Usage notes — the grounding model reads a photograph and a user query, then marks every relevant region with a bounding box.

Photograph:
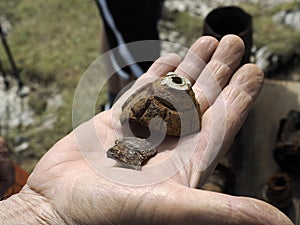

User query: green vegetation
[168,2,300,57]
[1,0,300,171]
[4,1,102,86]
[0,0,104,171]
[242,2,300,56]
[242,2,300,76]
[173,11,203,46]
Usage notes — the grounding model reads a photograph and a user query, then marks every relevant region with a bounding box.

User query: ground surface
[0,0,300,171]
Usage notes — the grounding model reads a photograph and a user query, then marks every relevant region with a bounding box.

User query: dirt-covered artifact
[107,137,156,170]
[107,73,202,170]
[120,72,201,137]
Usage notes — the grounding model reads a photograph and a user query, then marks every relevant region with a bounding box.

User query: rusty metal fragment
[263,173,293,209]
[202,163,235,193]
[107,137,156,170]
[120,72,201,137]
[274,110,300,174]
[107,73,202,170]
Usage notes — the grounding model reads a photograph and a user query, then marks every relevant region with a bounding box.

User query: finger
[174,36,219,84]
[113,53,181,108]
[151,184,293,225]
[190,64,264,186]
[194,35,245,114]
[134,53,182,87]
[207,63,264,148]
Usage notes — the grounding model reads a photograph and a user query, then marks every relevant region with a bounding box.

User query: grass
[172,11,203,46]
[1,1,300,171]
[241,2,300,75]
[161,7,203,47]
[7,1,102,87]
[169,2,300,69]
[0,0,104,171]
[244,2,300,55]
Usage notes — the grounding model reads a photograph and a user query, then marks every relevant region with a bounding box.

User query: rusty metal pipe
[274,110,300,174]
[263,173,293,209]
[203,6,252,65]
[202,163,235,193]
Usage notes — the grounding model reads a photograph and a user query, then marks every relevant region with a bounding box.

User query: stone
[47,95,63,109]
[0,77,35,129]
[14,142,29,153]
[285,10,300,31]
[255,46,273,72]
[273,10,300,31]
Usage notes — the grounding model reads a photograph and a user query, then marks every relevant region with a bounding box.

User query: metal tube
[203,6,252,65]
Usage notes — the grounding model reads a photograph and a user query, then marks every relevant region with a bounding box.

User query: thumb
[154,183,293,225]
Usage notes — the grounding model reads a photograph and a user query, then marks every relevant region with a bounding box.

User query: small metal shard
[107,137,156,170]
[107,73,202,170]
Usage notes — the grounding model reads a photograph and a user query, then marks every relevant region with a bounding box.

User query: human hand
[0,35,293,225]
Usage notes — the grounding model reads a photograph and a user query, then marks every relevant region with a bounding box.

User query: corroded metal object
[203,6,252,65]
[107,73,201,170]
[274,110,300,174]
[107,137,156,170]
[120,72,201,137]
[202,162,235,193]
[263,173,293,209]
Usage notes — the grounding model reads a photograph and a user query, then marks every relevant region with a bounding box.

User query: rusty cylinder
[203,6,252,65]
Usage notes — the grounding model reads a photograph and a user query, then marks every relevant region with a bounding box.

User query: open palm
[7,35,292,225]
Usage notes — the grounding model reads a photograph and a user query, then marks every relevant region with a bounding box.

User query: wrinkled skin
[1,35,293,225]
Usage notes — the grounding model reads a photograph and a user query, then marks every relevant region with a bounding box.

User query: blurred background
[0,0,300,222]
